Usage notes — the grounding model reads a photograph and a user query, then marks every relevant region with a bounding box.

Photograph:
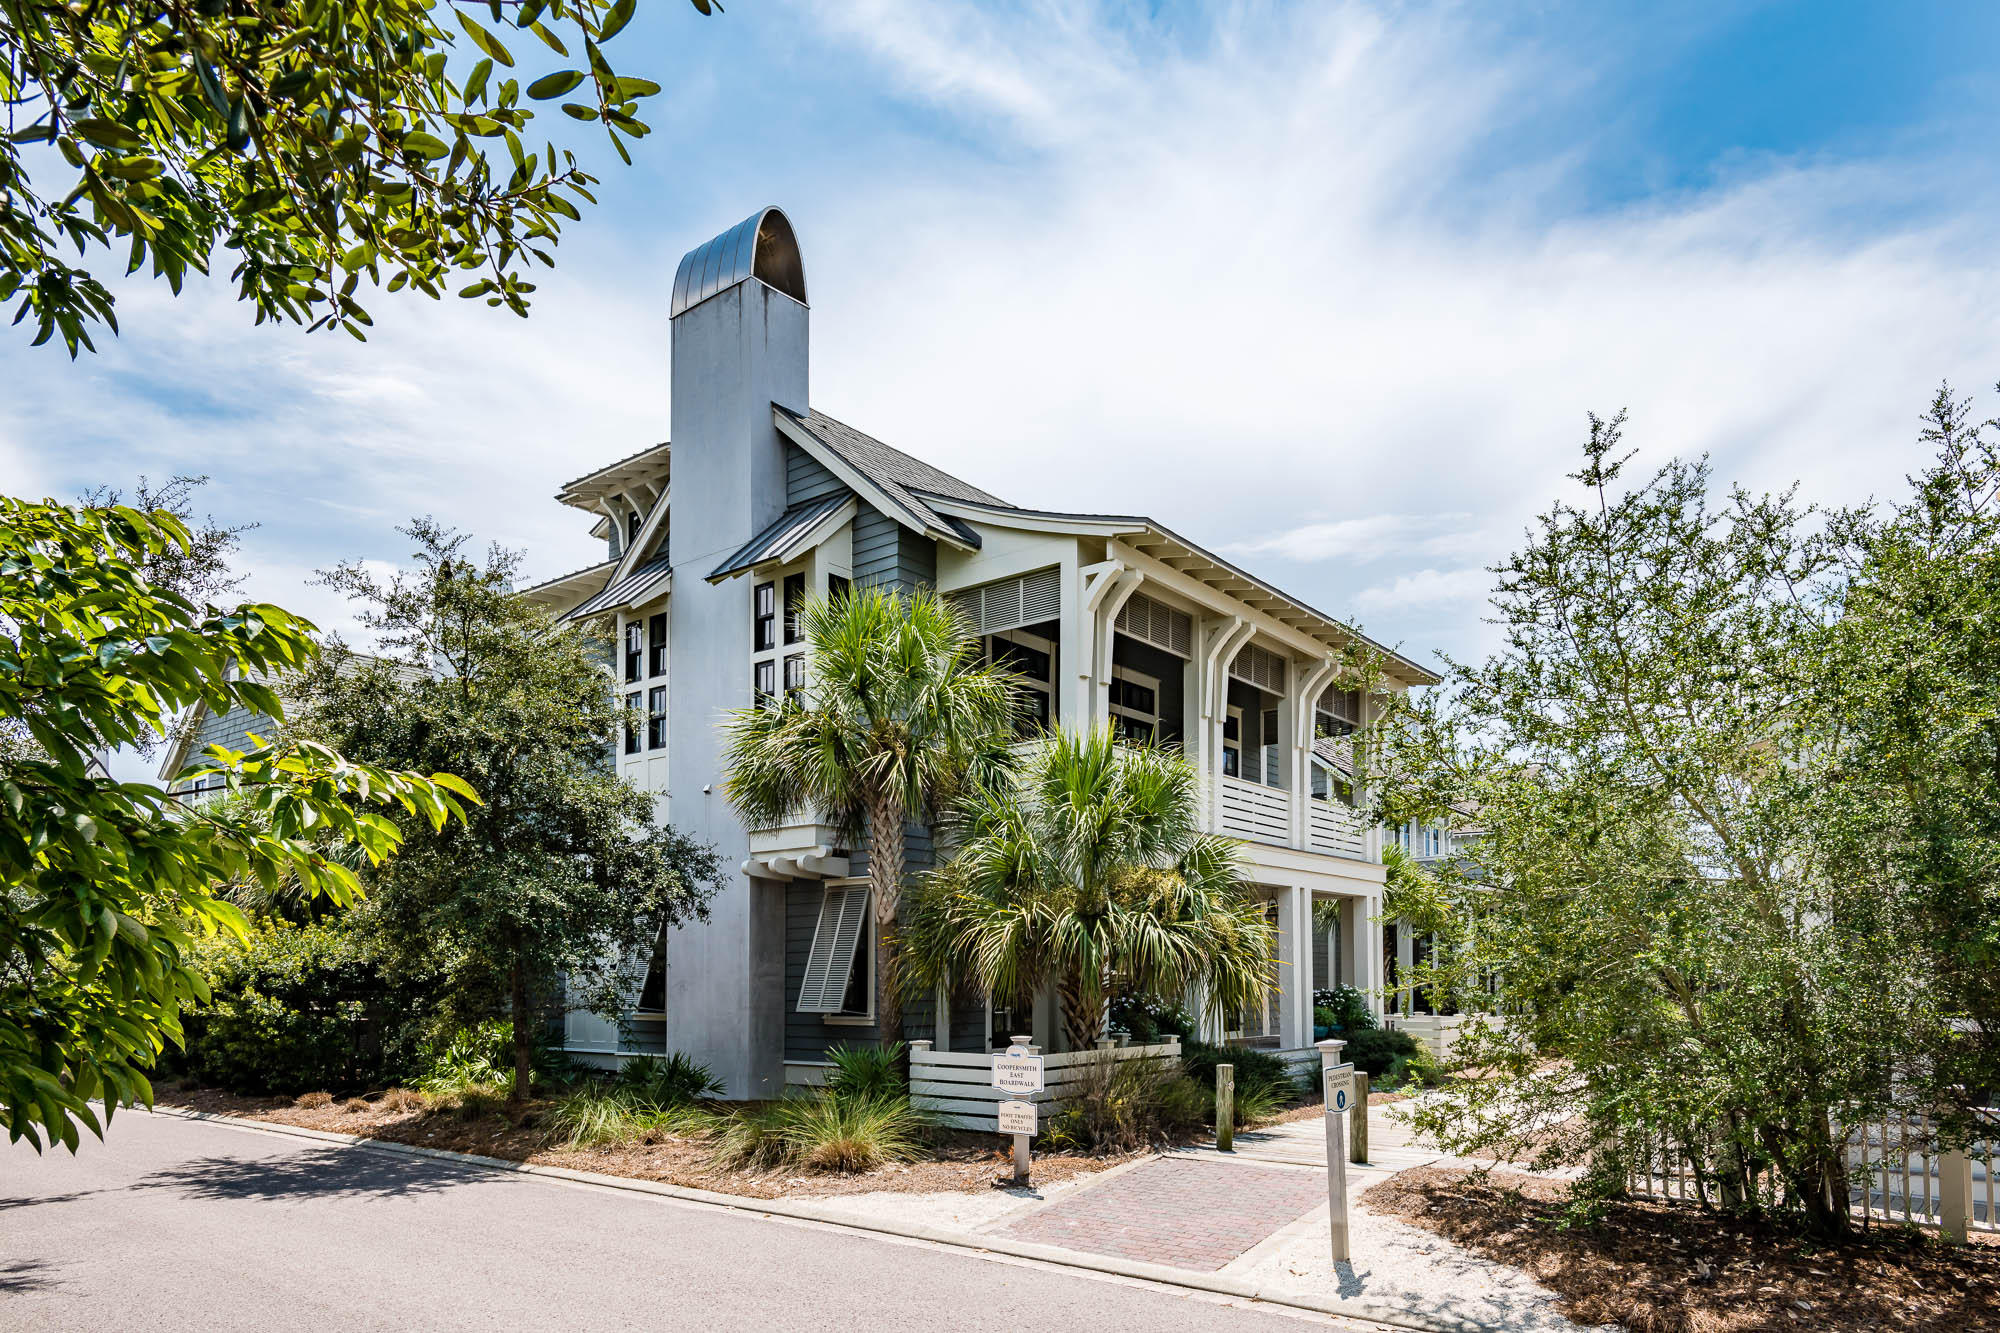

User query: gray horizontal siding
[852,503,936,594]
[786,442,847,506]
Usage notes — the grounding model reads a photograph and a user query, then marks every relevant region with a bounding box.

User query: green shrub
[1179,1039,1305,1109]
[824,1041,904,1103]
[614,1051,723,1108]
[1039,1054,1209,1152]
[1381,1042,1445,1091]
[175,917,429,1095]
[417,1020,573,1095]
[707,1090,929,1172]
[1107,994,1198,1044]
[1342,1026,1419,1079]
[1312,985,1377,1033]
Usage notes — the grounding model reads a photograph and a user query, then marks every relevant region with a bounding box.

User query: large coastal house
[526,206,1439,1098]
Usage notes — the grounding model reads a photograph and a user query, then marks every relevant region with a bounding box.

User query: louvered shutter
[1114,591,1193,659]
[1229,641,1288,693]
[796,885,870,1013]
[951,567,1063,634]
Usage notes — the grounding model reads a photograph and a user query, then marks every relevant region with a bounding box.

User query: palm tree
[721,585,1020,1048]
[900,728,1276,1053]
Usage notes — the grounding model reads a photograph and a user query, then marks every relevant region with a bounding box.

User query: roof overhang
[522,558,618,614]
[709,494,858,583]
[564,557,672,622]
[923,495,1440,687]
[556,442,671,512]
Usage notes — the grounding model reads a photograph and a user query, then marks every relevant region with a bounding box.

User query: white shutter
[1229,641,1288,693]
[1114,591,1193,660]
[953,568,1063,635]
[796,885,870,1013]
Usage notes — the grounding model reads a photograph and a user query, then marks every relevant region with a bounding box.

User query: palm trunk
[510,964,533,1102]
[1057,971,1101,1053]
[867,784,905,1052]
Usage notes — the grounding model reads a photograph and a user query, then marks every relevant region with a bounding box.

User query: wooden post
[1318,1039,1351,1265]
[1216,1064,1235,1152]
[1350,1070,1370,1164]
[1940,1144,1973,1244]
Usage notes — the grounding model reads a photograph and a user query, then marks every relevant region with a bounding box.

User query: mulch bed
[155,1083,1127,1200]
[1366,1165,2000,1332]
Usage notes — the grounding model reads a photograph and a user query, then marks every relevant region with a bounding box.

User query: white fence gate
[1627,1107,1997,1235]
[908,1038,1181,1132]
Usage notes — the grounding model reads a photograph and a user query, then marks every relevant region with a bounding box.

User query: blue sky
[10,0,2000,770]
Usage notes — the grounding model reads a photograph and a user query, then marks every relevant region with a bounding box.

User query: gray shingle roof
[777,406,1005,542]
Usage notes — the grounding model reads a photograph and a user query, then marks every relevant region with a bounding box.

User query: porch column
[1361,892,1386,1021]
[1276,883,1310,1048]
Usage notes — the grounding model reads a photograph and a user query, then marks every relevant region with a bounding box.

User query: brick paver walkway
[998,1157,1325,1271]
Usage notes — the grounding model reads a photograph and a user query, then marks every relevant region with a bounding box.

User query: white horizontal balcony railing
[1219,776,1292,848]
[1307,798,1368,858]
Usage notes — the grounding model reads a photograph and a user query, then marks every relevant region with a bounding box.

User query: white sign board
[996,1100,1038,1135]
[1324,1062,1354,1114]
[992,1045,1045,1096]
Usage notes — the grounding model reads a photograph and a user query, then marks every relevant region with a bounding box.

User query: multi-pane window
[647,686,667,749]
[1108,668,1158,745]
[754,658,776,704]
[648,613,667,677]
[985,630,1054,737]
[828,574,851,605]
[753,582,776,652]
[783,654,806,700]
[783,572,807,645]
[624,620,643,683]
[624,691,642,754]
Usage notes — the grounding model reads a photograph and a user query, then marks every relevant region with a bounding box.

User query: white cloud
[1223,512,1486,564]
[1351,566,1493,614]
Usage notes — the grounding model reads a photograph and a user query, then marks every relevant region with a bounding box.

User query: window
[1311,759,1355,807]
[783,572,807,645]
[1316,687,1362,738]
[797,884,872,1018]
[783,654,806,700]
[1223,707,1242,777]
[1261,707,1281,788]
[1109,666,1158,745]
[828,574,851,604]
[986,629,1054,737]
[754,659,776,704]
[647,686,667,749]
[648,613,667,677]
[753,582,776,652]
[624,620,643,683]
[627,510,642,546]
[1422,826,1443,858]
[624,692,641,754]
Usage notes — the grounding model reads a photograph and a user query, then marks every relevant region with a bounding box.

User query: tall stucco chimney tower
[664,208,809,1098]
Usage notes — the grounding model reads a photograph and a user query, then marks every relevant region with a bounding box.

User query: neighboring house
[155,653,416,802]
[525,206,1440,1098]
[1381,804,1488,1058]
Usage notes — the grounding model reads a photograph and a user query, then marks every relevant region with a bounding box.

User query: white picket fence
[1627,1107,1997,1235]
[908,1037,1181,1132]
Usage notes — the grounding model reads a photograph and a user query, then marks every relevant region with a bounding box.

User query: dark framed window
[753,582,776,652]
[627,510,642,545]
[624,692,641,754]
[648,613,667,677]
[754,658,776,704]
[782,572,807,645]
[647,686,667,749]
[828,574,851,605]
[783,654,806,700]
[624,620,643,683]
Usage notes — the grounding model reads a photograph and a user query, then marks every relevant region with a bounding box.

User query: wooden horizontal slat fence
[909,1038,1182,1132]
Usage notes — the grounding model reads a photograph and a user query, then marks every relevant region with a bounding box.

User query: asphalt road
[1,1110,1336,1332]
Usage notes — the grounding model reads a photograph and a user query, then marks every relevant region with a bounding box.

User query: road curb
[143,1105,1481,1333]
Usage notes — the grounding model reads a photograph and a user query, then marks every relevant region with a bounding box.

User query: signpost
[1317,1039,1353,1265]
[994,1037,1044,1185]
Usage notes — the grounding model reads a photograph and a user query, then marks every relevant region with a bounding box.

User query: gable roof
[775,407,1000,550]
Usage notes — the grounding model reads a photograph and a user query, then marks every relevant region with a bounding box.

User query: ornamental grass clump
[707,1089,931,1173]
[1040,1054,1209,1153]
